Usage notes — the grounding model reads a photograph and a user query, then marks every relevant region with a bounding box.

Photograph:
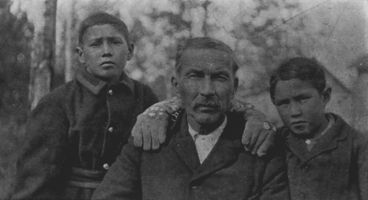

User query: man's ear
[76,46,85,64]
[322,87,331,104]
[127,44,135,61]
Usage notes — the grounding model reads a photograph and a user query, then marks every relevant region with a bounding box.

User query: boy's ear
[322,87,331,104]
[127,44,135,61]
[76,46,85,64]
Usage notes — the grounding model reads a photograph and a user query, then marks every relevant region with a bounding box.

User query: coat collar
[286,113,348,164]
[76,67,134,95]
[170,111,244,180]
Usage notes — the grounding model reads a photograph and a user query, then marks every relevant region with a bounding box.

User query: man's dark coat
[92,112,289,200]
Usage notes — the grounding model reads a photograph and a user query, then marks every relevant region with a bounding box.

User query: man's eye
[89,41,100,47]
[112,39,123,44]
[213,74,229,81]
[186,72,202,78]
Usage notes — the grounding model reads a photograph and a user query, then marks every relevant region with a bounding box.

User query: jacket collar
[76,67,134,95]
[286,113,348,164]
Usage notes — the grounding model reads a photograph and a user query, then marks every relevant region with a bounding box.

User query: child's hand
[231,99,277,156]
[131,97,181,150]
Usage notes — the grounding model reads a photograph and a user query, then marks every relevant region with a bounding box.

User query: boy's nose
[102,42,113,56]
[290,102,302,117]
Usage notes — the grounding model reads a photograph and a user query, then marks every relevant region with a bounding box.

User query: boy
[270,57,368,200]
[10,12,158,200]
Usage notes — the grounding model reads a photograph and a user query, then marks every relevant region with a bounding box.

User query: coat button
[103,163,110,170]
[108,89,113,95]
[108,127,114,133]
[191,185,199,190]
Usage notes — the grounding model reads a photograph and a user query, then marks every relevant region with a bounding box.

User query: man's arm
[92,139,141,200]
[10,94,69,199]
[131,97,276,156]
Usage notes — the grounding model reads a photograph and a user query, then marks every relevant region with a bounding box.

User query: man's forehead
[180,48,233,66]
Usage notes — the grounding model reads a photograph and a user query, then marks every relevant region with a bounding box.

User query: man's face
[173,48,238,130]
[273,79,329,137]
[77,24,132,82]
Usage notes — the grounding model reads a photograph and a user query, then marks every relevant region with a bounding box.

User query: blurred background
[0,0,368,194]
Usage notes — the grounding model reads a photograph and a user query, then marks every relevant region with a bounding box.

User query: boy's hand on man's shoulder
[231,99,277,157]
[131,97,181,150]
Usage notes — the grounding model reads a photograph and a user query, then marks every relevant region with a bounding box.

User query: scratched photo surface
[0,0,366,196]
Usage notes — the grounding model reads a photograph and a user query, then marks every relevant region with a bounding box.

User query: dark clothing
[92,112,289,200]
[11,70,158,200]
[281,114,368,200]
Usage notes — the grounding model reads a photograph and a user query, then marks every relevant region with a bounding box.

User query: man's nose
[102,42,112,57]
[290,102,302,117]
[199,78,215,97]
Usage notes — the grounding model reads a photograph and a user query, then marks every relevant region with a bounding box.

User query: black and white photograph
[0,0,367,199]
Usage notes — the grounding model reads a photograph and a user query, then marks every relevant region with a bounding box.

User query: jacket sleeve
[92,138,141,200]
[10,94,69,200]
[259,150,290,200]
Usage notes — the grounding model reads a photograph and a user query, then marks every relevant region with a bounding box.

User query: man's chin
[194,113,223,125]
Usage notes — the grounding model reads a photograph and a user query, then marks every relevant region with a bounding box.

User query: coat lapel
[171,113,200,172]
[191,115,244,181]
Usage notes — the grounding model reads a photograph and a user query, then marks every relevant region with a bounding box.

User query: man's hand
[231,100,277,156]
[131,97,181,150]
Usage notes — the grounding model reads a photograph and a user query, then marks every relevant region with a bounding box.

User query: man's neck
[188,114,226,135]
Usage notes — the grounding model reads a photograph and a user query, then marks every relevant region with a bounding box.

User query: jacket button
[191,185,199,190]
[108,127,114,133]
[103,163,110,170]
[108,89,113,95]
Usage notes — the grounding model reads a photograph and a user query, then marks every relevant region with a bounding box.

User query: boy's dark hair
[175,37,239,74]
[270,57,326,101]
[78,12,130,45]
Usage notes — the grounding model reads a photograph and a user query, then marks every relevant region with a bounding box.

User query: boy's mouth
[100,61,116,67]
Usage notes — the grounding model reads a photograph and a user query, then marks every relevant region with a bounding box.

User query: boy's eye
[275,100,289,107]
[296,96,311,104]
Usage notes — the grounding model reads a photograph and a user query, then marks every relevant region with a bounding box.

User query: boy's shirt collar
[76,67,134,95]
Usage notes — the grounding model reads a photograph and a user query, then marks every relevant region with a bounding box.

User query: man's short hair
[78,12,130,45]
[269,57,326,101]
[175,37,239,74]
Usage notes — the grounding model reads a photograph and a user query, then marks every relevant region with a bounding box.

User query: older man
[92,37,289,200]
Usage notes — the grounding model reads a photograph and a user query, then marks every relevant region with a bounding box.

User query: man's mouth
[290,121,308,127]
[195,104,219,112]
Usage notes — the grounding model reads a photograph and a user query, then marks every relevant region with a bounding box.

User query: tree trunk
[29,0,57,110]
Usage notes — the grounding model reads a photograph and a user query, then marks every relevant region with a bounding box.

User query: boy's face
[77,24,132,82]
[273,79,330,137]
[172,48,238,130]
